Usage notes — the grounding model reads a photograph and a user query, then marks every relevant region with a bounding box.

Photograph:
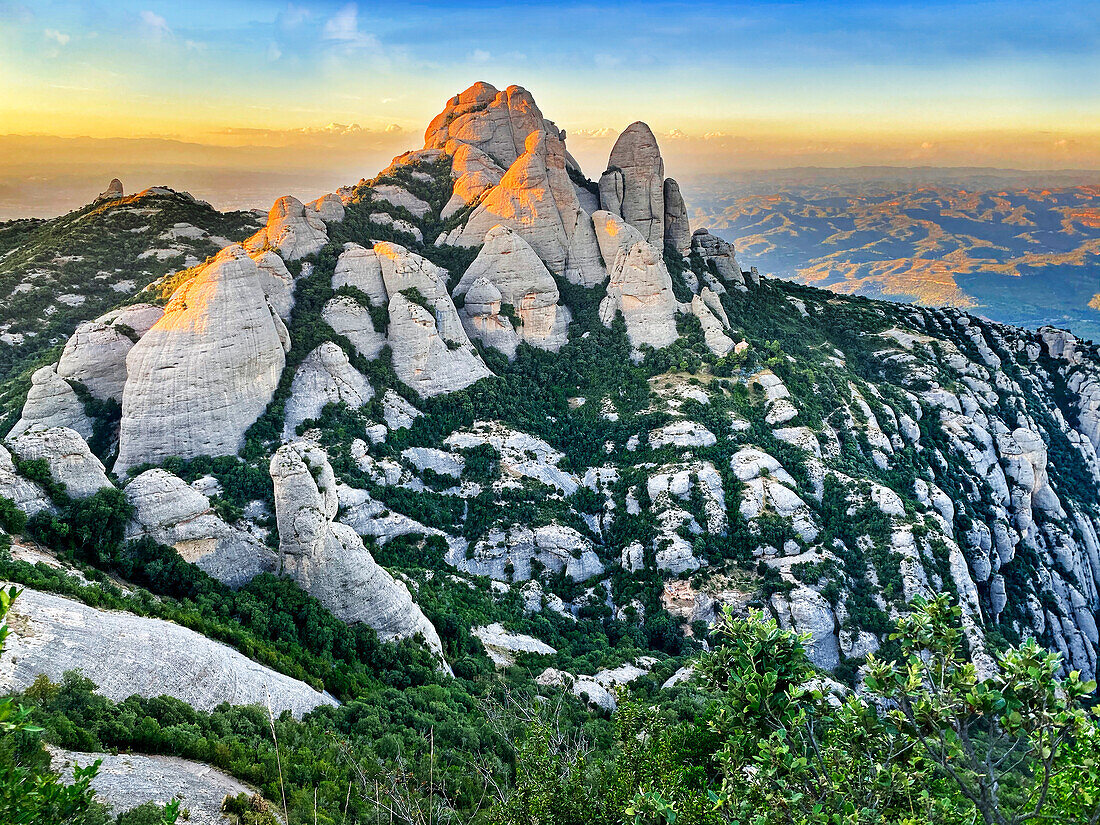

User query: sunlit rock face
[441,140,505,219]
[116,245,287,474]
[453,224,570,357]
[444,130,605,287]
[600,122,666,246]
[245,195,328,261]
[270,441,447,663]
[425,82,547,170]
[592,211,679,349]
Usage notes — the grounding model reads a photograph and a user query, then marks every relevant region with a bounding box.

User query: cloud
[385,123,403,133]
[279,3,311,29]
[470,49,491,63]
[323,2,378,47]
[184,40,205,52]
[573,127,618,138]
[139,10,171,40]
[44,29,70,46]
[267,42,282,61]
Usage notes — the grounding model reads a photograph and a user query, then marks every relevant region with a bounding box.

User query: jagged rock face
[116,245,287,474]
[125,469,276,587]
[5,426,111,499]
[453,225,570,356]
[7,364,93,441]
[246,195,328,261]
[663,178,691,254]
[445,130,605,288]
[592,211,679,349]
[425,82,547,170]
[56,304,164,401]
[602,122,665,246]
[333,242,388,305]
[322,295,386,360]
[0,443,51,516]
[772,587,840,670]
[270,442,447,661]
[691,228,744,289]
[283,343,374,440]
[446,523,604,582]
[0,588,336,718]
[50,748,259,825]
[442,140,505,219]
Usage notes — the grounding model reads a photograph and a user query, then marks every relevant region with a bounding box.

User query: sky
[1,0,1098,217]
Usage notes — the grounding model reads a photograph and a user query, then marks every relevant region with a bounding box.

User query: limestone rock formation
[444,130,606,287]
[270,442,446,661]
[97,178,123,200]
[55,304,164,402]
[5,426,111,499]
[0,444,51,517]
[441,140,505,219]
[446,524,604,582]
[690,295,735,356]
[425,82,547,170]
[0,588,336,717]
[691,229,745,289]
[601,122,665,245]
[322,295,386,360]
[371,185,431,218]
[453,224,570,356]
[592,211,679,349]
[663,178,691,254]
[283,343,373,440]
[250,250,295,320]
[7,364,94,441]
[125,468,277,587]
[473,623,556,667]
[50,748,260,825]
[332,242,388,305]
[246,195,328,261]
[307,192,346,223]
[116,245,287,474]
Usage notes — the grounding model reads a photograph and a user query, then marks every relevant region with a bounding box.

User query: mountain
[1,83,1099,822]
[685,168,1100,339]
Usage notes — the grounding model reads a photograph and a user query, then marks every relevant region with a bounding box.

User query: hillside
[1,83,1099,824]
[686,170,1100,338]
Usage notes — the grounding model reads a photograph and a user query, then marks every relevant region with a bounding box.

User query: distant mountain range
[684,167,1100,340]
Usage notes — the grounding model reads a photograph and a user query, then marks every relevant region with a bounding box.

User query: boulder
[307,192,346,222]
[55,304,164,401]
[7,364,94,441]
[116,245,287,474]
[473,623,556,667]
[270,442,447,662]
[691,229,744,288]
[0,444,51,516]
[663,178,691,254]
[5,426,110,499]
[282,343,373,440]
[772,586,839,671]
[602,122,665,245]
[0,588,335,718]
[125,469,276,587]
[592,211,679,349]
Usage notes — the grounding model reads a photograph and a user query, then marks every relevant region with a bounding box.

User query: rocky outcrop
[600,122,665,246]
[663,178,690,254]
[473,623,556,667]
[371,185,431,218]
[246,195,328,261]
[442,140,505,219]
[453,224,570,356]
[593,211,679,349]
[691,229,745,289]
[690,295,735,356]
[117,245,287,474]
[270,442,446,661]
[5,426,111,499]
[7,365,93,441]
[446,524,603,582]
[125,468,277,587]
[0,588,336,717]
[0,444,51,516]
[283,343,373,440]
[425,82,547,170]
[332,242,388,305]
[250,250,295,321]
[308,192,346,223]
[50,748,261,825]
[55,304,164,401]
[322,295,386,360]
[444,130,605,288]
[97,179,123,200]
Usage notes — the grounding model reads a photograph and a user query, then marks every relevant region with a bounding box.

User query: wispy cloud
[470,49,490,63]
[323,3,378,48]
[44,29,70,46]
[139,10,170,40]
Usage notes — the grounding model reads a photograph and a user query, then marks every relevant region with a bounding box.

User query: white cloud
[44,29,70,46]
[267,42,282,61]
[139,10,171,40]
[184,40,206,51]
[470,49,490,63]
[323,2,378,47]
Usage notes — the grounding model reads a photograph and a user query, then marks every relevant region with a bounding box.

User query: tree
[864,594,1100,825]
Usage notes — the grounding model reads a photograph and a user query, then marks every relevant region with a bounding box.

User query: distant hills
[684,167,1100,340]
